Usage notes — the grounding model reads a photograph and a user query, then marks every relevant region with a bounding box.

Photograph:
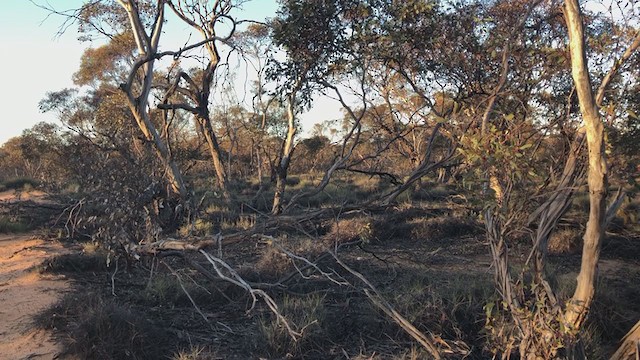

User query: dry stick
[329,253,447,360]
[197,250,302,341]
[610,319,640,360]
[164,262,211,325]
[111,256,119,297]
[259,235,350,286]
[604,187,626,227]
[277,250,337,286]
[146,255,157,289]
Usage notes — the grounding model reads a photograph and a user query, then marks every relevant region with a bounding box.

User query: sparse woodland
[1,0,640,358]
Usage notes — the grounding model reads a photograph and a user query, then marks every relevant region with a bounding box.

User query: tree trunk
[117,0,188,200]
[271,95,297,215]
[563,0,608,332]
[198,116,229,199]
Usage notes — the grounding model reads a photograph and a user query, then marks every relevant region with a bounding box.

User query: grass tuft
[2,177,40,190]
[259,293,326,357]
[35,291,173,359]
[0,216,30,233]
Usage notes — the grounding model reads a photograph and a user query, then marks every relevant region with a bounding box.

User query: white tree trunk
[563,0,608,332]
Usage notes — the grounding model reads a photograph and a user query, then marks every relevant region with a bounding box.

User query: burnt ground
[24,200,640,359]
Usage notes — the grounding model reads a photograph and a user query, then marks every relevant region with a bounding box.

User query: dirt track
[0,234,68,360]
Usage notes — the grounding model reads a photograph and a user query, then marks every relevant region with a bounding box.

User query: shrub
[259,294,326,357]
[255,246,294,280]
[39,252,108,273]
[0,216,30,233]
[285,176,301,186]
[409,216,480,241]
[325,216,373,244]
[2,177,40,190]
[36,292,173,359]
[548,228,581,255]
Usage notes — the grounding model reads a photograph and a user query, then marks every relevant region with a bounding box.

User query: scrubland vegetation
[1,0,640,358]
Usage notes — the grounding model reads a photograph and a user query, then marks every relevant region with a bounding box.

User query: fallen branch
[330,251,468,359]
[610,319,640,360]
[198,249,303,341]
[164,261,210,324]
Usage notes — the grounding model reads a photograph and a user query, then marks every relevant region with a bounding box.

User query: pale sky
[0,1,87,145]
[0,1,343,146]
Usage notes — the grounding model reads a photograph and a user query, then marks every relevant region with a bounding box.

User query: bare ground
[0,234,69,360]
[0,189,70,360]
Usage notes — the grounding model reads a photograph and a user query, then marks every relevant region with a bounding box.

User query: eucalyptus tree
[156,0,252,199]
[469,0,640,357]
[109,0,190,199]
[268,0,356,214]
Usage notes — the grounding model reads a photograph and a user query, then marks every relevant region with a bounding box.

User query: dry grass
[324,216,373,244]
[258,293,326,357]
[35,291,173,359]
[548,228,582,255]
[254,246,295,280]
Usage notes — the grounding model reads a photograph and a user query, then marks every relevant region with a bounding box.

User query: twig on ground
[111,255,118,297]
[164,261,210,325]
[329,251,448,359]
[198,249,303,341]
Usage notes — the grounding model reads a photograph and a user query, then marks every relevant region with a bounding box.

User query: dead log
[611,320,640,360]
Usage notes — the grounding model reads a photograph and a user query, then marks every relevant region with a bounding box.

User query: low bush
[258,293,326,357]
[2,177,40,190]
[39,252,108,273]
[409,215,480,241]
[0,216,30,233]
[548,228,582,255]
[35,291,173,359]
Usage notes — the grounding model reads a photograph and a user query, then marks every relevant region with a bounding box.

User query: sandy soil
[0,234,69,360]
[0,190,48,203]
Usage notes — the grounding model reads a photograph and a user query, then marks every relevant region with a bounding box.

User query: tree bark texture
[563,0,608,332]
[271,95,297,215]
[117,0,188,199]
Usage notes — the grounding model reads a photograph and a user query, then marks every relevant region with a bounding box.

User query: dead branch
[198,249,303,341]
[260,235,352,286]
[329,251,465,359]
[133,237,218,253]
[164,261,210,324]
[610,319,640,360]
